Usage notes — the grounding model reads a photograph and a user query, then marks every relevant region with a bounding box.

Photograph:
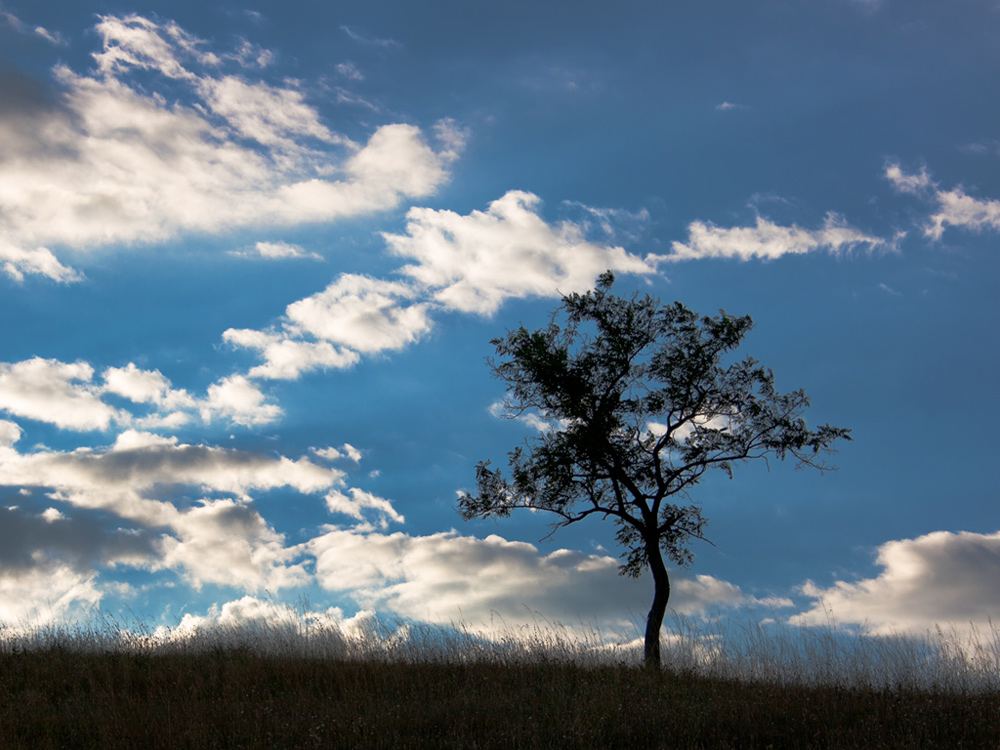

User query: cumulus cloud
[226,193,660,380]
[223,274,430,379]
[667,213,886,262]
[0,358,126,431]
[386,191,659,315]
[0,358,281,431]
[0,431,391,596]
[308,527,780,634]
[0,420,21,448]
[0,565,101,627]
[791,530,1000,636]
[886,162,1000,240]
[0,422,414,620]
[0,14,460,281]
[285,275,432,352]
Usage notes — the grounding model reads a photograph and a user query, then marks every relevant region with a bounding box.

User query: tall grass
[6,604,998,692]
[1,606,998,748]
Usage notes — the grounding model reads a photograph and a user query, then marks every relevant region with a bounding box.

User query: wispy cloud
[340,25,402,49]
[230,241,323,261]
[666,213,886,262]
[0,4,66,45]
[886,162,1000,240]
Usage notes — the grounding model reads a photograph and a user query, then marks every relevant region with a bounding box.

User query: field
[1,610,998,749]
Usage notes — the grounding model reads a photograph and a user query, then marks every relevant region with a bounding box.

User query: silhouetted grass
[1,611,998,748]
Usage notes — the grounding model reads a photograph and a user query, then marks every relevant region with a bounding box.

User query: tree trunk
[643,538,671,669]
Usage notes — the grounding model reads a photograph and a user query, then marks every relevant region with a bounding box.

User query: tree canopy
[458,272,851,667]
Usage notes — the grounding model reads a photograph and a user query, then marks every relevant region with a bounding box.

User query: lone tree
[458,272,850,668]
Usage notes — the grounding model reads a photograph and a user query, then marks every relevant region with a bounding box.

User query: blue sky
[1,0,998,642]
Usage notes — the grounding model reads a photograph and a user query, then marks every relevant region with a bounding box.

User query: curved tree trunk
[643,538,671,669]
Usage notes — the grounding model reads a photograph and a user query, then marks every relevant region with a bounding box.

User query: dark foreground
[1,648,997,749]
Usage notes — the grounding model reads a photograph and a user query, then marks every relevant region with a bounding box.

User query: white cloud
[339,25,402,49]
[715,101,747,111]
[196,75,347,152]
[227,193,660,380]
[201,375,283,426]
[0,5,65,45]
[223,330,361,380]
[386,191,659,315]
[312,444,362,462]
[0,14,460,281]
[884,162,933,196]
[154,595,379,652]
[0,565,102,626]
[325,488,405,528]
[225,275,430,379]
[0,358,126,431]
[886,162,1000,240]
[160,498,310,591]
[0,433,358,593]
[0,420,21,448]
[285,275,432,353]
[667,213,886,262]
[309,527,775,635]
[791,530,1000,636]
[0,357,282,431]
[232,241,322,261]
[335,61,364,81]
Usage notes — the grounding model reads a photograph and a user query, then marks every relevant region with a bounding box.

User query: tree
[458,272,850,668]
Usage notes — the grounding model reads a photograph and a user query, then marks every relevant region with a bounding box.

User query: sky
[0,0,999,645]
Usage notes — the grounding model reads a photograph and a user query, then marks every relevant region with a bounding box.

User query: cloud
[0,420,20,448]
[0,564,101,627]
[312,444,363,462]
[222,330,361,380]
[285,275,432,353]
[325,488,405,529]
[667,213,886,262]
[224,274,429,379]
[387,191,660,315]
[791,530,1000,636]
[200,375,282,427]
[0,358,126,431]
[308,527,782,635]
[336,61,364,81]
[0,4,66,45]
[0,14,460,281]
[339,25,402,49]
[0,432,377,594]
[226,193,660,379]
[886,163,1000,240]
[0,358,281,431]
[154,595,384,653]
[231,241,323,261]
[715,101,747,111]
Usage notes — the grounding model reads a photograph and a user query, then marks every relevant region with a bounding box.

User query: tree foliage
[458,272,851,667]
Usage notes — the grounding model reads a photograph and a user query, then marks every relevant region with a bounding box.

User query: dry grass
[1,608,998,748]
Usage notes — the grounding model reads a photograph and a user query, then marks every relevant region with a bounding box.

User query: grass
[1,608,998,749]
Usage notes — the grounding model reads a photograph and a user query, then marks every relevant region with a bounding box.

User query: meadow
[1,607,998,749]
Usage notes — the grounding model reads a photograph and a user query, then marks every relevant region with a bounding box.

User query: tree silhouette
[458,272,850,668]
